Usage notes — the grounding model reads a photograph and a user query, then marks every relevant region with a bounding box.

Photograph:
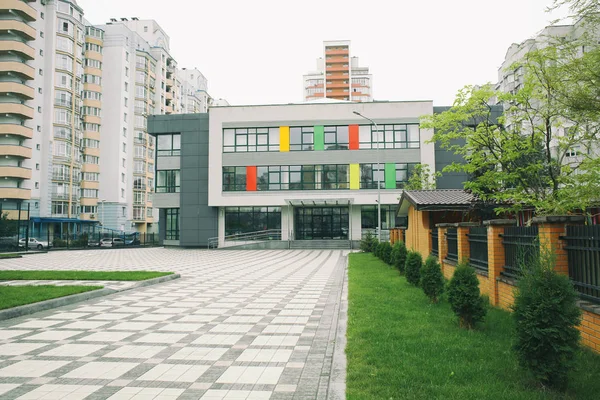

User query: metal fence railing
[208,229,282,249]
[563,225,600,303]
[468,226,488,274]
[445,228,458,263]
[431,229,439,257]
[501,226,539,279]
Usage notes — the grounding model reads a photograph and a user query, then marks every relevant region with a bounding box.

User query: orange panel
[349,125,359,150]
[246,166,257,191]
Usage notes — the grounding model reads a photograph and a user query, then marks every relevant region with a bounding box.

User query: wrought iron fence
[431,229,439,257]
[563,225,600,303]
[468,226,488,274]
[501,226,539,279]
[445,228,458,263]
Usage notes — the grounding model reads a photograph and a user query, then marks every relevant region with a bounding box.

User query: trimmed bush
[404,251,423,286]
[393,241,408,273]
[513,264,581,390]
[380,242,393,265]
[374,242,384,259]
[447,263,486,329]
[390,242,400,266]
[360,231,378,253]
[421,256,445,303]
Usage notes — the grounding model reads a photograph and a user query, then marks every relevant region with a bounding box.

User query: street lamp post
[353,111,382,243]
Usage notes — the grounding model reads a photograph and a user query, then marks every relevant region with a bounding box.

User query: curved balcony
[0,82,34,99]
[0,40,35,60]
[0,19,36,40]
[0,144,32,159]
[0,187,30,200]
[0,61,34,80]
[165,91,173,100]
[0,103,33,119]
[83,82,102,93]
[80,197,98,206]
[0,166,31,180]
[84,51,102,62]
[83,115,101,125]
[85,36,103,46]
[165,78,173,88]
[0,124,33,139]
[1,0,36,21]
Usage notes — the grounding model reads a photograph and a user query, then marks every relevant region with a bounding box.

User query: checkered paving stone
[0,248,348,399]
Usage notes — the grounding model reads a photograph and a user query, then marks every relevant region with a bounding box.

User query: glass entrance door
[295,207,349,240]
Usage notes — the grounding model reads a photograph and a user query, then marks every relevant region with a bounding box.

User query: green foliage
[447,263,487,329]
[374,242,385,260]
[404,251,423,286]
[392,240,408,273]
[421,256,445,303]
[53,239,67,248]
[405,164,442,190]
[71,233,88,248]
[0,213,18,238]
[379,242,393,265]
[360,231,378,253]
[512,255,582,390]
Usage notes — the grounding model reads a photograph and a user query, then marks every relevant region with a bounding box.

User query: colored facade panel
[314,125,324,151]
[385,163,396,189]
[350,164,360,189]
[349,125,359,150]
[246,166,257,191]
[279,126,290,152]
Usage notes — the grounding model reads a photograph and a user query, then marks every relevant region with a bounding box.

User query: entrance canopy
[285,198,354,207]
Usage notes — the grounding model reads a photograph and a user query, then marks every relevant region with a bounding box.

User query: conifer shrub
[380,242,393,265]
[390,241,401,265]
[404,251,423,286]
[374,242,385,260]
[394,241,408,273]
[360,231,378,253]
[512,257,581,390]
[447,262,486,329]
[421,256,445,303]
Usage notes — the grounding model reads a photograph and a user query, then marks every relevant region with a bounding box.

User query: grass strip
[0,254,22,259]
[0,285,102,310]
[346,253,600,400]
[0,270,173,281]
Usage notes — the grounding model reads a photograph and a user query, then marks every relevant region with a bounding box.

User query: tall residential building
[177,68,211,113]
[0,0,103,235]
[303,40,373,102]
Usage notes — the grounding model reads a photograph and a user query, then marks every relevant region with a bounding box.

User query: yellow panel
[280,126,290,152]
[350,164,360,189]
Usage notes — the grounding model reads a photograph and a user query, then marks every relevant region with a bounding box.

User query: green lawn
[346,253,600,400]
[0,285,102,310]
[0,253,22,259]
[0,270,173,281]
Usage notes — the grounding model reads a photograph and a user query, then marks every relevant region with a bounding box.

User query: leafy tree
[447,263,487,329]
[0,213,18,237]
[421,256,445,303]
[512,254,581,390]
[404,251,423,286]
[404,164,441,190]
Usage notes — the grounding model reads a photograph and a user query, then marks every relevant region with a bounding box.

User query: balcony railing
[54,98,73,107]
[133,184,147,191]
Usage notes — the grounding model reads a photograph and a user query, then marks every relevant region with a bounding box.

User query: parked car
[112,238,125,246]
[18,238,52,250]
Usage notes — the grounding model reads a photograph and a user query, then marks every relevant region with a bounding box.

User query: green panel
[385,163,396,189]
[314,125,324,151]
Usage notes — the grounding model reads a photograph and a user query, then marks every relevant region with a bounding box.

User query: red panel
[246,166,257,191]
[349,125,359,150]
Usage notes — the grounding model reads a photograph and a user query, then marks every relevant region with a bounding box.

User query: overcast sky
[77,0,569,106]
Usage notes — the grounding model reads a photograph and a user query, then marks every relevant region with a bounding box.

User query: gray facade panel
[148,113,216,247]
[222,149,421,167]
[156,156,180,171]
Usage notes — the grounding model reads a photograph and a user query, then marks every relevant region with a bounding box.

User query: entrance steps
[289,240,352,250]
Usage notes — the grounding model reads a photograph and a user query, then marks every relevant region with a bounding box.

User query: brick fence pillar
[532,215,586,276]
[484,219,516,306]
[456,222,479,264]
[398,228,405,243]
[435,225,450,276]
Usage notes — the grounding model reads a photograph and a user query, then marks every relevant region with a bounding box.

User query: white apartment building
[0,0,104,236]
[303,40,373,102]
[178,67,211,113]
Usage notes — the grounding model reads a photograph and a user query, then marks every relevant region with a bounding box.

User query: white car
[100,238,125,247]
[18,238,51,250]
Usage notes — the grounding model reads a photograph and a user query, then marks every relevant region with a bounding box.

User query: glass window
[222,167,246,191]
[360,163,385,189]
[156,170,180,193]
[324,126,349,150]
[157,134,181,156]
[224,207,281,236]
[223,127,279,152]
[289,127,314,151]
[165,208,180,240]
[359,124,420,149]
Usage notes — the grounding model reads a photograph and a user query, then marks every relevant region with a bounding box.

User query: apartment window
[84,123,100,132]
[40,49,43,56]
[36,144,40,150]
[125,67,129,77]
[39,69,43,76]
[54,109,72,125]
[83,155,99,164]
[37,126,41,132]
[223,128,279,153]
[41,12,44,19]
[124,113,127,122]
[125,52,129,61]
[289,127,314,151]
[359,163,385,189]
[122,143,126,152]
[324,126,349,150]
[84,139,99,148]
[224,207,281,236]
[123,128,127,137]
[122,207,126,217]
[121,173,125,183]
[124,97,128,107]
[35,182,39,189]
[222,167,246,191]
[122,158,126,167]
[134,161,146,173]
[83,74,101,85]
[165,208,179,240]
[55,54,73,72]
[124,82,128,92]
[83,172,99,181]
[359,124,420,149]
[38,106,42,113]
[121,189,125,198]
[38,87,42,94]
[157,134,181,156]
[156,170,180,193]
[144,26,148,32]
[81,189,98,198]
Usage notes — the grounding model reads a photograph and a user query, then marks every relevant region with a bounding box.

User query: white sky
[77,0,570,106]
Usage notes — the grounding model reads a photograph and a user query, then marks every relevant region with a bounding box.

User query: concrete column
[484,219,516,306]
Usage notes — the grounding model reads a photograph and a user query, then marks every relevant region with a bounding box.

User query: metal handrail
[207,229,282,249]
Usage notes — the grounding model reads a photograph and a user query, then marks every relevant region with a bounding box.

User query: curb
[328,255,348,400]
[0,273,181,321]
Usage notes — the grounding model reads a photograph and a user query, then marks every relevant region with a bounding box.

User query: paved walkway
[0,249,348,399]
